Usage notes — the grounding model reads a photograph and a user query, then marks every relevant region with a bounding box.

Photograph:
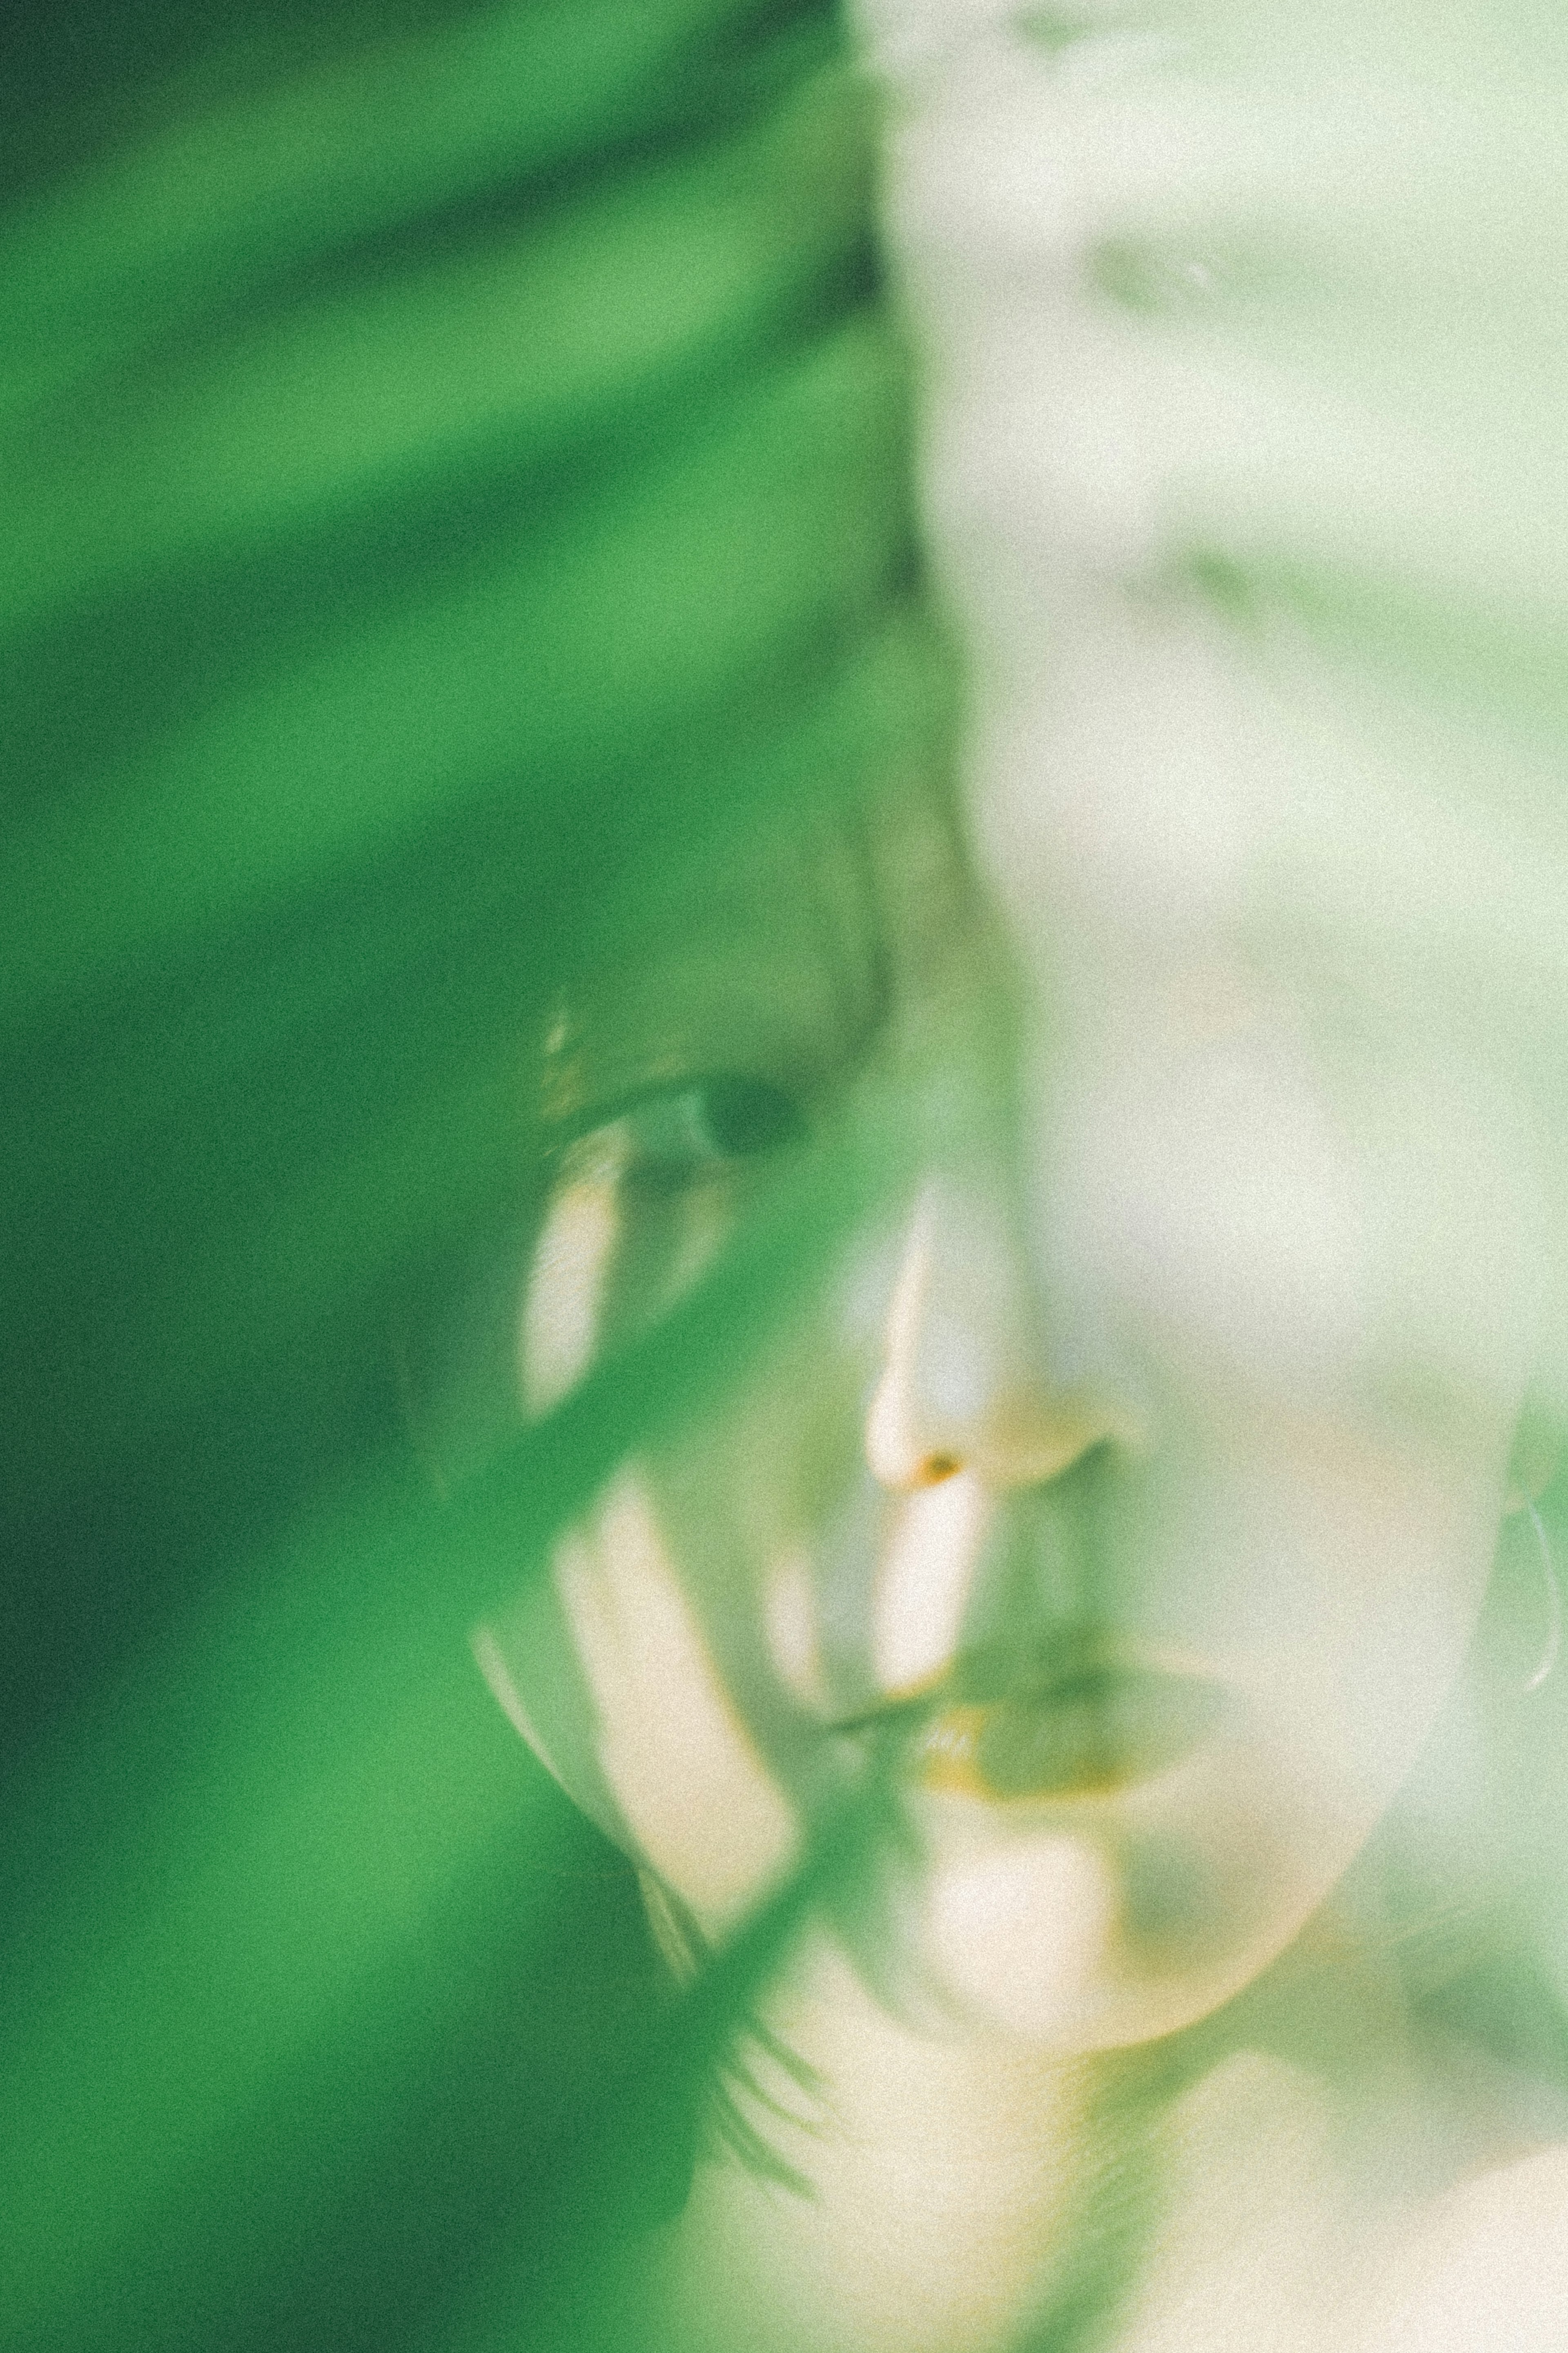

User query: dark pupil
[699,1078,801,1157]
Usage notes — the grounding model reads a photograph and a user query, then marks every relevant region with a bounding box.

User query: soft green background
[1,6,944,2346]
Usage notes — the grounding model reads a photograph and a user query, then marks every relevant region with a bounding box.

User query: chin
[891,1737,1379,2054]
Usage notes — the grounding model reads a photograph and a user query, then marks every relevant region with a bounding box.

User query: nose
[866,1181,1113,1494]
[862,1180,1116,1697]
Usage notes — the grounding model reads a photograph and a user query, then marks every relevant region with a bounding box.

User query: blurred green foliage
[0,4,950,2346]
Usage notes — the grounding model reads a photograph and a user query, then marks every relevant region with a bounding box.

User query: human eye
[519,1073,806,1417]
[599,1075,805,1188]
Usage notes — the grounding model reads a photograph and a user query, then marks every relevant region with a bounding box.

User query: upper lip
[827,1625,1203,1738]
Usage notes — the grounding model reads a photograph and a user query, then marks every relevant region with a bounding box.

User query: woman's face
[477,708,1548,2056]
[480,0,1567,2057]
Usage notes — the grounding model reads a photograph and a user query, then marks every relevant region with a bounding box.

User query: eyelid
[548,1071,806,1178]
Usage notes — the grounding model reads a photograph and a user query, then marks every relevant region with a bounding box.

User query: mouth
[834,1639,1227,1802]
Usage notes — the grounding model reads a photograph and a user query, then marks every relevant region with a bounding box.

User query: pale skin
[477,763,1566,2351]
[475,3,1568,2342]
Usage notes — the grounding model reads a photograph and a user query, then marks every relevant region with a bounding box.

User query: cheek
[1048,1042,1373,1412]
[522,1468,804,1937]
[1254,1459,1494,1800]
[653,1293,881,1683]
[488,1307,879,1935]
[1140,1406,1506,1845]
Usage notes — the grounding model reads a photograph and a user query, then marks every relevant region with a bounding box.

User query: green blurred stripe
[142,614,949,1409]
[6,602,950,1523]
[1174,545,1568,750]
[0,6,947,2342]
[0,1067,911,2347]
[2,67,874,633]
[2,308,913,1030]
[0,0,837,421]
[0,1473,570,2344]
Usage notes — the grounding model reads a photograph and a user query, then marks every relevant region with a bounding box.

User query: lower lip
[906,1670,1226,1801]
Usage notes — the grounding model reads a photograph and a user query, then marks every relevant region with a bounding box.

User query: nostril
[916,1452,961,1486]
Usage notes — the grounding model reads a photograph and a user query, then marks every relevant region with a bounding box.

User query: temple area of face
[532,776,991,1134]
[534,814,879,1135]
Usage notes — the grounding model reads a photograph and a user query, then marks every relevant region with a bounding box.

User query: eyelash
[556,1074,806,1193]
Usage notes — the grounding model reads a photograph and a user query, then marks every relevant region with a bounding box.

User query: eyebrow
[532,801,893,1135]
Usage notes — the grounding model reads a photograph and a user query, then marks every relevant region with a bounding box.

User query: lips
[906,1666,1225,1799]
